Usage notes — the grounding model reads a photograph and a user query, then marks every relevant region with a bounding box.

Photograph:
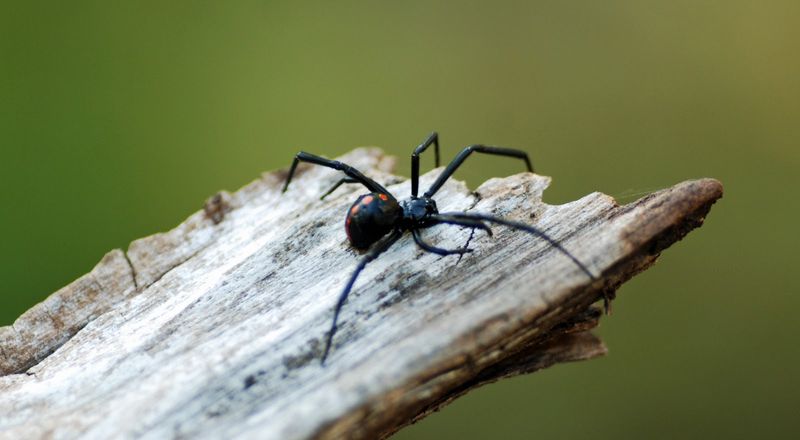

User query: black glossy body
[345,193,402,249]
[281,132,595,364]
[400,197,438,227]
[346,192,439,249]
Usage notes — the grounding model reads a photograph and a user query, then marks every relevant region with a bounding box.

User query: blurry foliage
[1,1,798,438]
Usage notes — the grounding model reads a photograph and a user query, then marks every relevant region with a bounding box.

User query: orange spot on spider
[350,205,360,215]
[362,195,374,205]
[378,194,389,201]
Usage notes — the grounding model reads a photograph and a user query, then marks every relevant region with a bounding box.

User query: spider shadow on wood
[282,132,596,364]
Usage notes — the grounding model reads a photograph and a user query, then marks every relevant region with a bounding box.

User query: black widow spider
[282,132,596,364]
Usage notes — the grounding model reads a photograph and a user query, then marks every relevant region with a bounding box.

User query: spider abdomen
[345,193,402,249]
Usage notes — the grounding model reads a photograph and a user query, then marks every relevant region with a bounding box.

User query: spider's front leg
[411,229,472,256]
[424,145,534,198]
[410,213,495,256]
[411,132,440,197]
[282,151,391,197]
[430,214,494,237]
[438,211,596,281]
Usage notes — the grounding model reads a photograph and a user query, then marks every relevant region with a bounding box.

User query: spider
[282,132,596,364]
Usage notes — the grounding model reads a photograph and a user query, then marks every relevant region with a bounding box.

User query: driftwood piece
[0,148,722,439]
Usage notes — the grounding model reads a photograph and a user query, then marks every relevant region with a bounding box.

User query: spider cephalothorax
[400,196,438,226]
[282,132,596,363]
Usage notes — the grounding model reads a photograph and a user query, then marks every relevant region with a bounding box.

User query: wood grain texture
[0,148,722,439]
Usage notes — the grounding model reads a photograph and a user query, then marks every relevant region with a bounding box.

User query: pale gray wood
[0,148,722,440]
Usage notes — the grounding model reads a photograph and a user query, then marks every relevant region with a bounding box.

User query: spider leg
[411,228,472,256]
[423,145,533,198]
[411,132,440,197]
[319,177,359,200]
[437,212,596,281]
[429,213,494,237]
[282,151,392,197]
[321,229,403,365]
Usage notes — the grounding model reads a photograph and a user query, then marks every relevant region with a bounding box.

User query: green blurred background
[1,1,797,438]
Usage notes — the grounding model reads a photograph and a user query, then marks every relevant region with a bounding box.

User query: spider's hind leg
[282,151,392,197]
[321,229,403,365]
[320,177,359,200]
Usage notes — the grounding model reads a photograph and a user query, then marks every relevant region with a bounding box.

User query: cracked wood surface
[0,148,722,439]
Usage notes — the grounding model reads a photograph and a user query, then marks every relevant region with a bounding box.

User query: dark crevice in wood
[122,250,140,291]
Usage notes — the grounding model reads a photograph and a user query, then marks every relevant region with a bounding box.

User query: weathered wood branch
[0,148,722,439]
